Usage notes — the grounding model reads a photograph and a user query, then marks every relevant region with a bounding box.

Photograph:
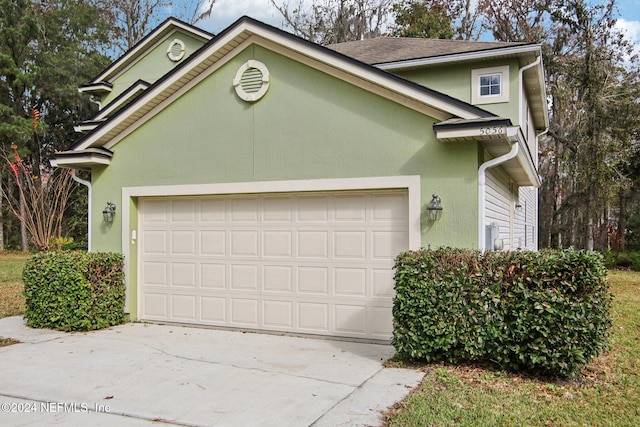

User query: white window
[472,66,510,104]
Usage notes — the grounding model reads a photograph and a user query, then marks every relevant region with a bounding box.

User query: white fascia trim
[50,155,111,168]
[78,83,112,94]
[248,26,482,120]
[74,123,101,133]
[376,45,543,71]
[94,82,150,121]
[93,20,212,83]
[121,175,422,298]
[77,23,488,151]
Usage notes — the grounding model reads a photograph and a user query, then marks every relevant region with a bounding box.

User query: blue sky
[198,0,640,47]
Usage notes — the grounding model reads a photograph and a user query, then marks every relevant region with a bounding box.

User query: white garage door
[138,190,408,341]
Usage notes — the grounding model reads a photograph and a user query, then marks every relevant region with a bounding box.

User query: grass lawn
[1,252,638,423]
[0,251,29,320]
[384,269,640,426]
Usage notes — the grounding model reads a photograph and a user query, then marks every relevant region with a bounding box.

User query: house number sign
[479,126,506,136]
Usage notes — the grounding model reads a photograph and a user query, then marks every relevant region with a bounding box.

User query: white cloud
[200,0,286,34]
[616,18,640,42]
[615,18,640,60]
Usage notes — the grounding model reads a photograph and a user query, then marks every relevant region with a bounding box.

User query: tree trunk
[19,189,28,252]
[619,189,626,252]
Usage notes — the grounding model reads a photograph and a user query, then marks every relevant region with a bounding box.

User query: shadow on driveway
[0,317,423,427]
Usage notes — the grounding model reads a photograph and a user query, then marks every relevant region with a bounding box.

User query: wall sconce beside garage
[103,201,116,223]
[426,194,443,221]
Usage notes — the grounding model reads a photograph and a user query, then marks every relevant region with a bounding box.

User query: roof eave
[375,44,542,71]
[51,149,113,170]
[435,123,540,187]
[70,17,498,152]
[78,82,113,95]
[89,17,214,84]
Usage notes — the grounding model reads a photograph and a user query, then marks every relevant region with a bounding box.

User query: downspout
[89,95,102,111]
[71,170,92,251]
[478,138,519,250]
[477,56,542,250]
[518,56,541,128]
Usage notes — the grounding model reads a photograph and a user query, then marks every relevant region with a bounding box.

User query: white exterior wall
[517,186,538,250]
[485,167,512,251]
[485,166,538,251]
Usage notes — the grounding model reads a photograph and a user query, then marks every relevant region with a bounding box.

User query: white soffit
[75,20,488,152]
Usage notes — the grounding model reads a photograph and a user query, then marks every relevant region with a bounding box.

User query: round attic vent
[233,60,270,102]
[167,38,185,61]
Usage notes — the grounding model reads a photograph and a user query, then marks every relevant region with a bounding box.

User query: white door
[138,190,408,341]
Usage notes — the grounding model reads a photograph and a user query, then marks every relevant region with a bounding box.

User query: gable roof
[64,16,498,155]
[328,37,548,131]
[327,37,531,66]
[81,17,213,91]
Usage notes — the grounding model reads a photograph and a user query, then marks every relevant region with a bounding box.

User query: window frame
[471,65,510,105]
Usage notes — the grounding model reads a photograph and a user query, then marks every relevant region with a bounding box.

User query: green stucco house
[52,17,548,341]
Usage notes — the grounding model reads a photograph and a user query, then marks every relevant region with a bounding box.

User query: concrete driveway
[0,316,423,426]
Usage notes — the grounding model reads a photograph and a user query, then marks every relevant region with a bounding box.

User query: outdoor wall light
[515,202,523,213]
[426,194,443,221]
[103,201,116,223]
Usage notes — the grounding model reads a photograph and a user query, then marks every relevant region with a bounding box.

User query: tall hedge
[23,252,125,331]
[393,248,612,376]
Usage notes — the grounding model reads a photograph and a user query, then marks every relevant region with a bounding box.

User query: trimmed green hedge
[393,248,612,376]
[23,252,125,331]
[602,250,640,271]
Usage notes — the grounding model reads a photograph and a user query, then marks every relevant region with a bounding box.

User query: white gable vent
[167,38,185,62]
[233,60,270,102]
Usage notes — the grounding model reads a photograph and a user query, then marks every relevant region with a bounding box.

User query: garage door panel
[142,199,168,223]
[334,305,367,335]
[200,263,226,289]
[171,294,197,320]
[334,268,366,296]
[298,302,329,331]
[297,231,329,258]
[201,230,226,255]
[297,267,329,294]
[171,262,197,287]
[372,193,408,221]
[230,264,259,290]
[372,231,408,260]
[200,199,226,223]
[201,296,226,322]
[139,190,408,340]
[143,293,168,318]
[230,230,259,256]
[297,196,329,222]
[263,300,293,329]
[143,262,168,286]
[231,298,259,325]
[334,231,366,259]
[171,200,196,223]
[171,230,196,255]
[372,269,394,297]
[263,230,292,257]
[230,198,258,222]
[142,230,167,254]
[263,197,293,222]
[334,195,367,222]
[263,265,293,292]
[370,307,394,337]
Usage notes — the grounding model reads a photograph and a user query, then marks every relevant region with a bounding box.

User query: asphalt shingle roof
[326,37,528,65]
